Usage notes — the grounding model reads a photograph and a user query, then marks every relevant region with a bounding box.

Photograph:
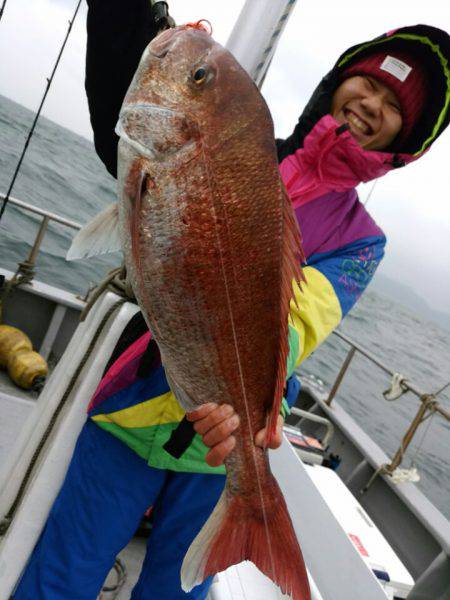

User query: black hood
[277,24,450,163]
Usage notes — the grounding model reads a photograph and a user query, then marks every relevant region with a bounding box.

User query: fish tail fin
[66,202,121,260]
[181,479,311,600]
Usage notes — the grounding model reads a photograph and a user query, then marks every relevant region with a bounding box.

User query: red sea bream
[72,22,310,600]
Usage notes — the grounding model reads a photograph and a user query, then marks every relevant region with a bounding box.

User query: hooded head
[337,50,428,149]
[278,24,450,168]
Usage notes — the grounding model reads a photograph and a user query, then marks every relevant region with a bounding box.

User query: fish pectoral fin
[66,202,122,260]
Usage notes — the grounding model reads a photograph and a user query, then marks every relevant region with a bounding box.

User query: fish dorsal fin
[66,202,121,260]
[265,187,306,446]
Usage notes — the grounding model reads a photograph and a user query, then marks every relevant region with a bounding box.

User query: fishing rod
[0,0,7,23]
[0,0,83,223]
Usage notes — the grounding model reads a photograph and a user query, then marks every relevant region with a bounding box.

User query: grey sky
[0,0,449,313]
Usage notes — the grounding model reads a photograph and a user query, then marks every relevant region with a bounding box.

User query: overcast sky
[0,0,450,313]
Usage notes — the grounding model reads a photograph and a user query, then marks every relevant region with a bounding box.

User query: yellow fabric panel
[290,266,342,366]
[91,390,185,428]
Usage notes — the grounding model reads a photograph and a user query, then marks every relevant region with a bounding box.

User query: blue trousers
[13,420,226,599]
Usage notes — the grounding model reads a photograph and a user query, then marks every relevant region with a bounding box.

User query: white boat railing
[322,328,450,476]
[0,193,82,230]
[0,192,84,296]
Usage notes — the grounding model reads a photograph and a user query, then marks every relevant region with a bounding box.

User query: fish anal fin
[265,187,306,446]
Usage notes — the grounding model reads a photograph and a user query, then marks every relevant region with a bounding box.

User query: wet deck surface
[101,537,147,599]
[0,368,53,468]
[0,369,40,402]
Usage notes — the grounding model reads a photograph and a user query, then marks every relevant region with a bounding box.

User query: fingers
[187,403,236,437]
[254,415,284,449]
[186,403,239,466]
[205,436,237,467]
[202,414,240,447]
[186,403,284,469]
[186,402,218,422]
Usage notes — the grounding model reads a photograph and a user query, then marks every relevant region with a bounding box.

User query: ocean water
[1,94,449,520]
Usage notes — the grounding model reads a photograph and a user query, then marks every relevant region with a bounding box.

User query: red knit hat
[342,51,428,145]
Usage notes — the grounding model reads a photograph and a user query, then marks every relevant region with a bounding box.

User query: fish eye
[191,65,209,86]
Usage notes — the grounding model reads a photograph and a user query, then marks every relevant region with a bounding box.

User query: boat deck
[0,369,40,402]
[101,537,146,600]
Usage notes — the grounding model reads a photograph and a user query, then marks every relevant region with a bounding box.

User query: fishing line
[434,379,450,397]
[0,0,83,223]
[202,153,278,583]
[363,178,379,207]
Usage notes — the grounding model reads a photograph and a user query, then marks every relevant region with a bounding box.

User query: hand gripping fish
[69,23,310,600]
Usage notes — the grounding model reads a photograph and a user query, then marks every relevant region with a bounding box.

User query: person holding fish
[12,1,450,598]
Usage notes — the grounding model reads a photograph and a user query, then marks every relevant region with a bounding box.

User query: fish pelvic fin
[181,477,311,600]
[265,187,306,446]
[66,203,121,260]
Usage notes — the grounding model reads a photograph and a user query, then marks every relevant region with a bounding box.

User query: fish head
[116,25,273,165]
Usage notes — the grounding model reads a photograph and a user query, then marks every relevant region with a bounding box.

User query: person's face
[331,75,403,151]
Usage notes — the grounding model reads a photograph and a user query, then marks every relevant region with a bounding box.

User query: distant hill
[371,273,450,331]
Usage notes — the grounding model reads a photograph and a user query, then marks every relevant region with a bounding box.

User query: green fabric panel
[92,418,226,475]
[93,419,154,461]
[280,397,291,419]
[149,427,226,474]
[337,33,450,154]
[287,323,300,379]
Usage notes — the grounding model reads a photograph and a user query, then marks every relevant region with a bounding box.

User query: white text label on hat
[380,55,412,82]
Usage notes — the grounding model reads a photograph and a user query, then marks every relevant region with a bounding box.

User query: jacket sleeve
[85,0,160,177]
[285,235,386,398]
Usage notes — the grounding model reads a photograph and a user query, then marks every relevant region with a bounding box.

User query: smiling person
[331,52,426,150]
[12,8,450,600]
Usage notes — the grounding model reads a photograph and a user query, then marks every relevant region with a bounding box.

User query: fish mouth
[116,103,199,161]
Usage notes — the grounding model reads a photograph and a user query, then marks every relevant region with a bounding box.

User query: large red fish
[70,22,310,600]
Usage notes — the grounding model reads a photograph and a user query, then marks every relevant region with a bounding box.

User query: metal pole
[0,0,83,222]
[0,193,82,229]
[436,404,450,420]
[332,331,450,422]
[0,215,51,313]
[326,347,356,406]
[226,0,298,87]
[27,216,50,265]
[385,395,436,474]
[333,330,395,378]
